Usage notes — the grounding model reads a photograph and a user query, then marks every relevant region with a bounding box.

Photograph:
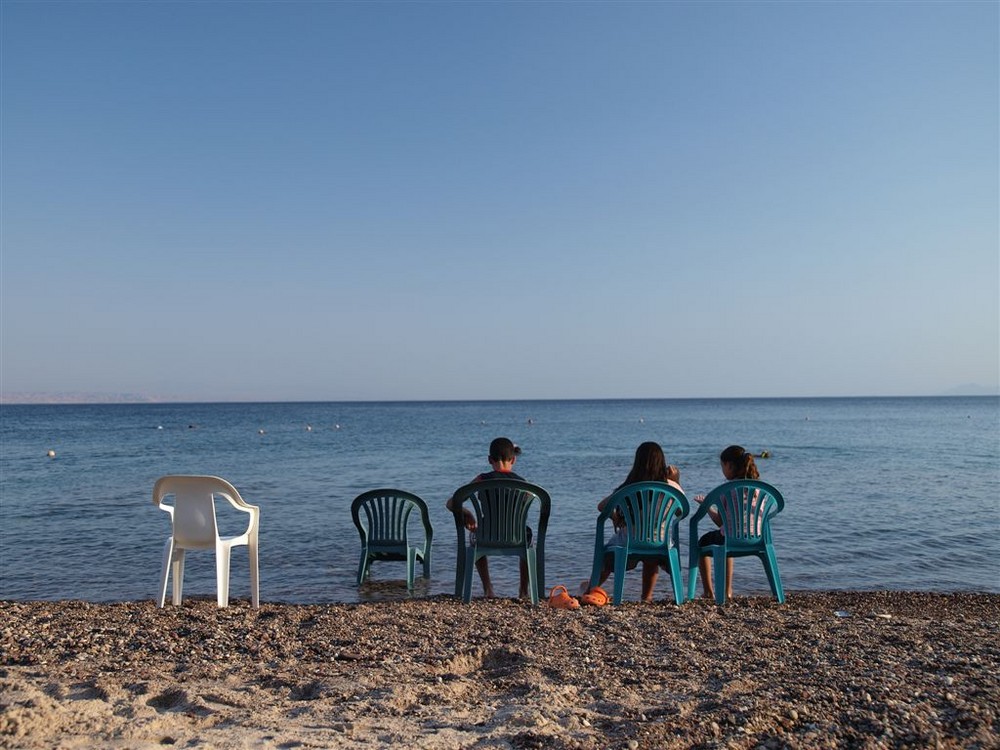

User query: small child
[695,445,760,601]
[446,437,530,598]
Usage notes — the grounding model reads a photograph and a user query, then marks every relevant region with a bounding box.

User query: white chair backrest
[153,475,245,548]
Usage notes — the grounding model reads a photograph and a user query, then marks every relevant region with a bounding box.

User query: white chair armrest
[219,491,260,533]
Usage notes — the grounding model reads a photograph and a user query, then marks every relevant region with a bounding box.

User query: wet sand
[1,592,998,749]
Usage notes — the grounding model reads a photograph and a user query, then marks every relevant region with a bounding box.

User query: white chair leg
[216,542,231,608]
[171,548,186,606]
[248,539,259,609]
[158,539,174,607]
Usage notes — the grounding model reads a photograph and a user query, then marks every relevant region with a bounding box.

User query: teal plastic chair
[450,478,551,604]
[351,489,432,590]
[687,480,785,605]
[589,481,690,605]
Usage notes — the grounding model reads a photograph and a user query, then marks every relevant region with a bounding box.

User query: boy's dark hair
[489,437,518,462]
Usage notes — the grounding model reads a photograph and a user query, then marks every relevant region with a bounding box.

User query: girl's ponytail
[740,450,760,480]
[720,444,759,480]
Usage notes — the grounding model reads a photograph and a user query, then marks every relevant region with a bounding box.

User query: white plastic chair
[153,475,260,608]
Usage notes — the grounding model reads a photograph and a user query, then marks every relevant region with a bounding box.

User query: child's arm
[446,479,480,531]
[693,494,722,527]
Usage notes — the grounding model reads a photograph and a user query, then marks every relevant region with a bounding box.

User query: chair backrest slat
[450,478,551,550]
[470,483,534,547]
[702,480,783,547]
[153,475,241,547]
[600,481,689,550]
[352,489,428,546]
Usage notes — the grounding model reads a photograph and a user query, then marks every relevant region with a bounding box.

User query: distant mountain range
[2,387,998,404]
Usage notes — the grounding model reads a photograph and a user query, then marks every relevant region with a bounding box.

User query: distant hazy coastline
[2,388,998,405]
[0,392,161,405]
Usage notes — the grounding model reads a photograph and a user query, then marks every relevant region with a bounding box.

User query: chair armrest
[688,498,717,556]
[220,491,260,532]
[595,498,619,530]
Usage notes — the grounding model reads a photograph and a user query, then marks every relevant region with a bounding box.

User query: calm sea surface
[1,397,997,603]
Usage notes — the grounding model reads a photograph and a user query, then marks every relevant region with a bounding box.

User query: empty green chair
[589,481,690,605]
[687,480,785,605]
[450,478,551,604]
[351,489,433,590]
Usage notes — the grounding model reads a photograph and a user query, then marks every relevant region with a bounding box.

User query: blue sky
[2,1,997,401]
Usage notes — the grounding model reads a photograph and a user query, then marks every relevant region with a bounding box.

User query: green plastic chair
[450,478,551,604]
[351,489,433,590]
[588,481,690,605]
[687,480,785,605]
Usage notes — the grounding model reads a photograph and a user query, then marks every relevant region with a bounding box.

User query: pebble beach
[1,591,997,749]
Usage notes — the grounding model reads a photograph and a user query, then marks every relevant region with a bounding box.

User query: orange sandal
[580,586,609,607]
[548,585,580,610]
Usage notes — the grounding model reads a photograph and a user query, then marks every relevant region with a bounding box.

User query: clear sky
[1,1,997,402]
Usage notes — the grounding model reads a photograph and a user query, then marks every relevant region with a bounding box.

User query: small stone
[710,721,721,737]
[789,709,799,721]
[628,742,639,750]
[944,676,954,686]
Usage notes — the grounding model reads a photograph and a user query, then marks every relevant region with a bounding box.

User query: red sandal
[548,585,580,610]
[580,586,609,606]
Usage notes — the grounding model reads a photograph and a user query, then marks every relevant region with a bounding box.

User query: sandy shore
[1,592,997,749]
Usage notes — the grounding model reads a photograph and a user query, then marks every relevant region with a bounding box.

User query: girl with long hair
[585,441,683,602]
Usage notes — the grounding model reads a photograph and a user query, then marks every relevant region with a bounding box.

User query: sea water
[1,397,997,603]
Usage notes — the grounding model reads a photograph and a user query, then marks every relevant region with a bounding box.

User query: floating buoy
[639,417,644,424]
[306,424,312,431]
[258,429,265,435]
[527,418,534,426]
[46,449,56,458]
[334,424,341,430]
[156,425,163,430]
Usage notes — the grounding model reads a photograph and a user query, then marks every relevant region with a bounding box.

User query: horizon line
[2,391,998,406]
